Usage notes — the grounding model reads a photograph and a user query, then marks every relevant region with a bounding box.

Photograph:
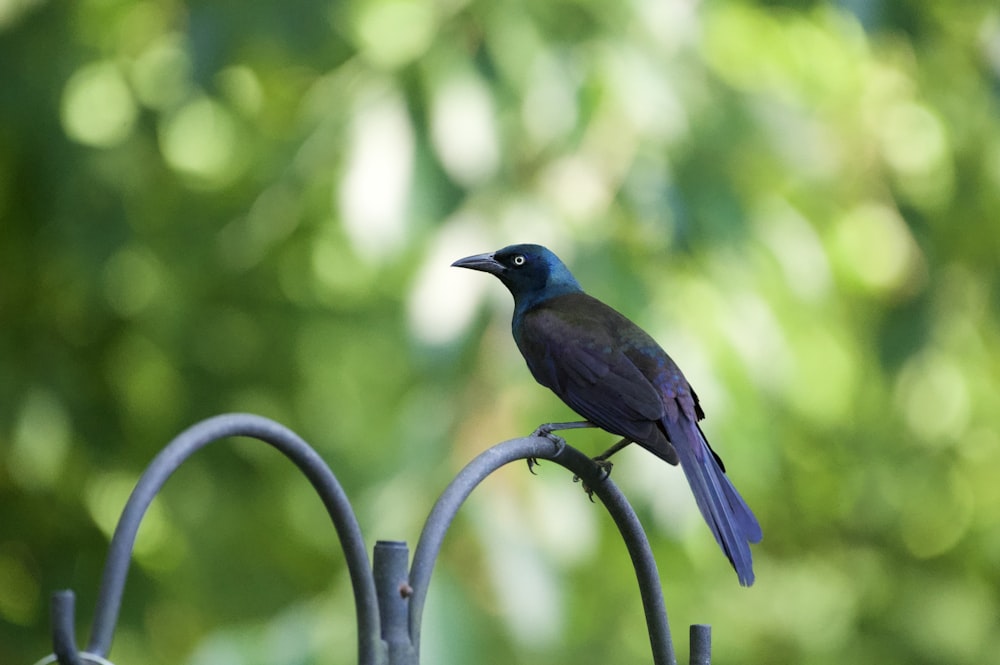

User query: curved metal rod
[82,413,380,665]
[408,435,677,665]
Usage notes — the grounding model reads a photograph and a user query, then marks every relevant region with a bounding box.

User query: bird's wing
[517,304,677,461]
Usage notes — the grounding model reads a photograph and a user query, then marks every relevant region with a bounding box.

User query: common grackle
[453,243,762,585]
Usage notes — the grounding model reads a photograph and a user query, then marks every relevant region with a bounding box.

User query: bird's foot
[526,428,567,474]
[571,474,607,502]
[571,459,613,502]
[592,457,614,479]
[531,424,562,443]
[529,424,572,460]
[571,474,597,502]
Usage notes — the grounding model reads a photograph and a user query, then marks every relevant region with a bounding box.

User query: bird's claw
[525,426,567,475]
[531,424,558,441]
[571,474,598,502]
[529,426,567,456]
[593,458,614,479]
[571,458,613,502]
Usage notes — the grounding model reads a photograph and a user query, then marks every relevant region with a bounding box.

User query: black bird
[453,243,762,585]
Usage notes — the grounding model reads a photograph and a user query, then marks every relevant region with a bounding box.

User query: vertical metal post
[51,591,83,665]
[689,624,711,665]
[373,541,416,665]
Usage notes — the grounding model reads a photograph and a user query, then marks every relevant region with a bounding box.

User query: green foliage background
[2,0,999,663]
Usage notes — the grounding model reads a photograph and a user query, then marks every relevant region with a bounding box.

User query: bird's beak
[451,252,504,274]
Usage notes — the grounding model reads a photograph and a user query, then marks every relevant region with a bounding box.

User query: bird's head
[452,243,582,306]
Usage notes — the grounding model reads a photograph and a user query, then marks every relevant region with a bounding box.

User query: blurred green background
[2,0,999,663]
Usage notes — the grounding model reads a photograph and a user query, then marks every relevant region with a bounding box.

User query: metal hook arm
[82,413,381,665]
[408,435,678,665]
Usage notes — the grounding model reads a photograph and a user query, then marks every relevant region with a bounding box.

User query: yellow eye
[512,255,526,266]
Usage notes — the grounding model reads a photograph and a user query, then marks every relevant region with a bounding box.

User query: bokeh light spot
[0,548,39,625]
[0,0,45,30]
[352,0,436,69]
[831,203,924,296]
[218,65,263,117]
[159,96,242,185]
[879,102,948,177]
[130,33,192,110]
[474,494,564,647]
[61,61,138,147]
[538,155,611,223]
[105,333,184,432]
[337,85,414,261]
[103,246,164,317]
[749,559,857,650]
[522,51,579,148]
[9,389,70,490]
[407,214,495,345]
[895,350,970,445]
[310,232,375,302]
[430,72,500,187]
[900,467,974,558]
[755,199,832,301]
[786,327,857,425]
[899,574,995,661]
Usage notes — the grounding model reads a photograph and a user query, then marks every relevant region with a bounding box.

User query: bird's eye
[512,255,526,266]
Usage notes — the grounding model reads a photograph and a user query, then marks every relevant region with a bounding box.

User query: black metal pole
[689,624,711,665]
[373,541,416,665]
[408,435,678,665]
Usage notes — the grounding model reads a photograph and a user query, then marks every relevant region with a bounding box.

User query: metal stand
[35,413,711,665]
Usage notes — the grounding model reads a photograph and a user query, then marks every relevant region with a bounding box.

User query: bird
[452,243,762,586]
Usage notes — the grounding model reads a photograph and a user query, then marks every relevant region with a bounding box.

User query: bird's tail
[664,417,762,586]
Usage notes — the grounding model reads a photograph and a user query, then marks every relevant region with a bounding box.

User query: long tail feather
[664,417,761,586]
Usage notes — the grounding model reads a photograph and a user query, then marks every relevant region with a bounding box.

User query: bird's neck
[510,279,583,320]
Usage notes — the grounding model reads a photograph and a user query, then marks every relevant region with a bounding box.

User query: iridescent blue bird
[453,243,762,585]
